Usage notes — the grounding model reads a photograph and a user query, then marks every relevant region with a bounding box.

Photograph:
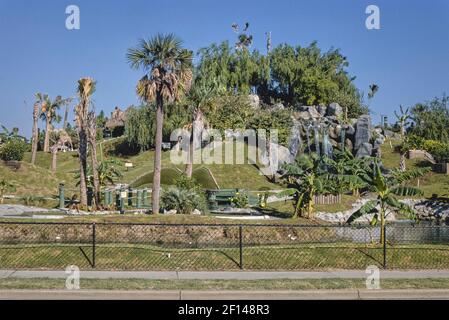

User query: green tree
[75,78,96,207]
[127,34,193,214]
[409,95,449,141]
[346,161,429,243]
[40,95,70,152]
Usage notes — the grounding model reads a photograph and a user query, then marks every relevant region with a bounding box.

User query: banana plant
[0,179,15,204]
[278,154,325,219]
[346,160,429,244]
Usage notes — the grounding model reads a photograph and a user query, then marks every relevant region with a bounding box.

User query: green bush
[0,139,28,161]
[230,191,249,208]
[161,186,207,214]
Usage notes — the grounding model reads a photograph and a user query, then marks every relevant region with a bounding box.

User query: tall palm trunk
[78,130,88,207]
[31,103,39,165]
[43,112,51,152]
[185,108,203,178]
[63,105,69,130]
[51,145,58,173]
[152,94,164,214]
[88,113,101,208]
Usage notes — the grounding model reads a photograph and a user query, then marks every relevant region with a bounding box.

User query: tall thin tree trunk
[185,108,203,178]
[152,94,164,214]
[31,103,39,165]
[78,130,88,207]
[51,145,58,173]
[63,105,69,130]
[44,114,51,152]
[88,112,101,208]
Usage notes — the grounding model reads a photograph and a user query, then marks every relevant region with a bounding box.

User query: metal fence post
[239,225,243,270]
[383,224,387,269]
[58,183,65,209]
[92,222,96,268]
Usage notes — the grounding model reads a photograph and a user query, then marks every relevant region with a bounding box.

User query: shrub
[230,191,249,208]
[0,139,28,161]
[161,187,207,214]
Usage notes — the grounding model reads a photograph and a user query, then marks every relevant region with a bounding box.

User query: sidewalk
[1,289,449,300]
[2,270,449,280]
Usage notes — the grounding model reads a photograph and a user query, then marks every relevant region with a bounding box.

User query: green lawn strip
[0,243,447,270]
[0,278,449,290]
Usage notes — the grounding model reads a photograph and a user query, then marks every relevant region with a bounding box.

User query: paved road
[0,289,448,300]
[2,270,449,280]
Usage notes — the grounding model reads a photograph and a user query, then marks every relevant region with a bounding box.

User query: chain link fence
[0,222,448,270]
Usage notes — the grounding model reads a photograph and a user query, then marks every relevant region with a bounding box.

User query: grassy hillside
[380,138,449,198]
[2,139,277,199]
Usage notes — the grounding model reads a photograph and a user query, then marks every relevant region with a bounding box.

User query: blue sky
[0,0,448,137]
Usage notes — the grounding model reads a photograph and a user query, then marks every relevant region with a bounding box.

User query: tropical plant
[394,105,412,138]
[31,94,45,164]
[40,95,71,152]
[161,186,206,215]
[184,77,223,177]
[127,33,193,214]
[0,179,15,204]
[0,139,28,161]
[346,160,429,243]
[75,77,96,207]
[368,84,379,100]
[97,159,123,186]
[278,154,326,218]
[230,192,249,208]
[323,149,371,196]
[87,111,101,207]
[409,95,449,141]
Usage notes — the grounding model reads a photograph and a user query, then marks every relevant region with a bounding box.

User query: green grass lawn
[380,138,449,198]
[1,278,449,290]
[0,243,447,270]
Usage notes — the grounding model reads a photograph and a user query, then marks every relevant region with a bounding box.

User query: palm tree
[75,78,96,207]
[87,110,100,208]
[127,34,193,214]
[346,160,429,244]
[184,78,221,177]
[40,95,69,152]
[31,93,46,164]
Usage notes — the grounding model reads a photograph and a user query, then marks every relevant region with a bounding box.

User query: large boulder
[317,105,327,116]
[248,94,260,108]
[326,102,343,117]
[356,142,373,158]
[354,115,371,151]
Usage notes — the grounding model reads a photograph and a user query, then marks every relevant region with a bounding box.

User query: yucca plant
[346,160,430,244]
[161,186,206,215]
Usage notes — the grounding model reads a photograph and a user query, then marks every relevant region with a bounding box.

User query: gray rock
[308,106,321,118]
[317,105,327,116]
[356,142,373,158]
[354,115,371,151]
[383,129,394,138]
[248,94,260,108]
[328,126,338,139]
[326,102,343,117]
[345,125,355,136]
[297,111,311,121]
[272,102,285,110]
[345,139,353,151]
